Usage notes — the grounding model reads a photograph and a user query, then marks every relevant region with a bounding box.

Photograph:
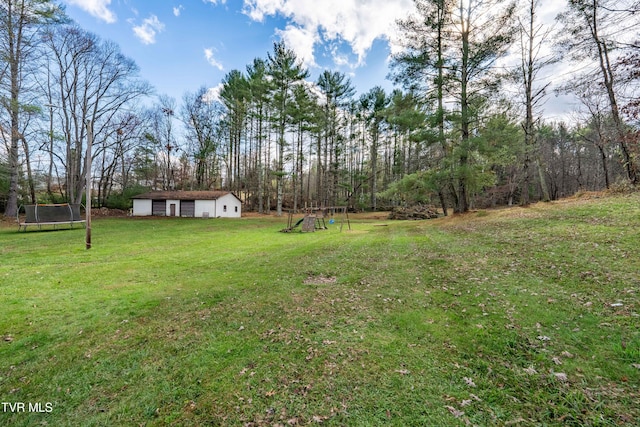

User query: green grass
[1,193,639,426]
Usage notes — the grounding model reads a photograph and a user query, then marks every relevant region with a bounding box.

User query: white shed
[131,191,242,218]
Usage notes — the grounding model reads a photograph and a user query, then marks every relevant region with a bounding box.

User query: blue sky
[62,1,580,120]
[62,0,405,103]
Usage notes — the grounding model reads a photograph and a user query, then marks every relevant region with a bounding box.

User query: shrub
[103,185,150,210]
[607,179,637,195]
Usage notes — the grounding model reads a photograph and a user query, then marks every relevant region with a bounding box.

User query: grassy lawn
[1,193,639,426]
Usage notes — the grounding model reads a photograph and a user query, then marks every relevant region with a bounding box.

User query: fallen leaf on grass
[552,357,562,365]
[395,369,410,375]
[553,372,568,382]
[445,405,465,418]
[304,275,337,285]
[523,366,537,375]
[463,377,476,387]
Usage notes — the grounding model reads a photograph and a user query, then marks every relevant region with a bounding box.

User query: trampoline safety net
[19,203,84,230]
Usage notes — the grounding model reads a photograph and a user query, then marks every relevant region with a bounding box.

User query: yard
[1,194,639,426]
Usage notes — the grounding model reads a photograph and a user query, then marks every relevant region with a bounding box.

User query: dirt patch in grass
[303,275,337,285]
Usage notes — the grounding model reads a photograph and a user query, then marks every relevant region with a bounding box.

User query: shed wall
[132,194,239,218]
[216,194,242,217]
[133,199,152,216]
[195,200,216,218]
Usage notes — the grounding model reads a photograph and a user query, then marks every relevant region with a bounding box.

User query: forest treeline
[1,0,639,217]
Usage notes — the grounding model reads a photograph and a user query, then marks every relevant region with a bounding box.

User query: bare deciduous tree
[0,0,64,217]
[42,24,152,203]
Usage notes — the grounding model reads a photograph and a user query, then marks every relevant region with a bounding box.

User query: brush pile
[388,205,440,220]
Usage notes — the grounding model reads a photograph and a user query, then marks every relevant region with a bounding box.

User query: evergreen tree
[219,69,249,192]
[394,0,517,212]
[246,58,271,212]
[266,41,309,216]
[359,86,389,211]
[316,70,355,207]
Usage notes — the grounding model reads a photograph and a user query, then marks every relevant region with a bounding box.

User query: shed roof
[132,191,240,201]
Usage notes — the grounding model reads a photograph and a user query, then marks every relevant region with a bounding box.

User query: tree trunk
[5,31,21,217]
[536,156,550,202]
[597,144,610,189]
[21,137,35,203]
[590,3,637,184]
[458,4,471,214]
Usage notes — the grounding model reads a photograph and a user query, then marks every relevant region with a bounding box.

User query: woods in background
[1,0,638,216]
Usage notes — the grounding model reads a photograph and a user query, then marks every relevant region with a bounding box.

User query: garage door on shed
[181,200,195,217]
[152,200,165,216]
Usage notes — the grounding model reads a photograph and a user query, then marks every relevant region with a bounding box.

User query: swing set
[280,206,351,233]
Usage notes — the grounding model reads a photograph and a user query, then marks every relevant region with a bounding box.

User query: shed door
[152,200,165,216]
[181,200,195,217]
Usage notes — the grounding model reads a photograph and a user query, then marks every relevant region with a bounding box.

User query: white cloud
[65,0,116,23]
[173,5,184,17]
[242,0,414,67]
[243,0,283,21]
[275,24,319,69]
[204,0,227,5]
[132,15,165,45]
[329,43,352,68]
[203,83,224,103]
[204,48,224,70]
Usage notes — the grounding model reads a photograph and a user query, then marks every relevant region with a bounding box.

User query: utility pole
[45,103,94,249]
[85,119,92,250]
